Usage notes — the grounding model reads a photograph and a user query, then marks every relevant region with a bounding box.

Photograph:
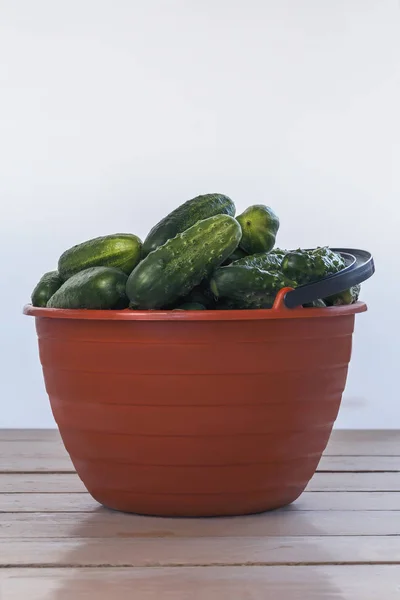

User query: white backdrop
[1,0,399,428]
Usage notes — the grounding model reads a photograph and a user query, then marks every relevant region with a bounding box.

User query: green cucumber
[324,285,361,306]
[231,248,286,272]
[222,247,248,265]
[210,264,296,309]
[31,271,63,307]
[303,299,327,308]
[47,267,128,310]
[173,302,206,311]
[58,233,142,279]
[142,193,235,256]
[127,214,241,309]
[178,282,217,309]
[281,247,345,285]
[237,205,279,254]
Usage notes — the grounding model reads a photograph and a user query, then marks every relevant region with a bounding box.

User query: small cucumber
[127,214,242,309]
[58,233,142,279]
[210,263,296,309]
[47,267,128,310]
[237,205,279,254]
[31,271,63,307]
[142,193,235,256]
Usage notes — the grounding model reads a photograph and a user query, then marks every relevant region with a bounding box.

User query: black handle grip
[284,248,375,308]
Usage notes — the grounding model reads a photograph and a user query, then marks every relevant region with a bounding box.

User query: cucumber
[31,271,63,307]
[324,285,361,306]
[58,233,142,280]
[237,205,279,254]
[210,264,296,309]
[173,302,206,311]
[127,214,241,309]
[47,267,128,310]
[231,248,286,272]
[303,299,327,308]
[222,247,248,265]
[142,193,235,256]
[282,247,345,285]
[178,282,217,309]
[215,299,240,310]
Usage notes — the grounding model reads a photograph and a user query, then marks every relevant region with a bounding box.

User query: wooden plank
[2,536,400,567]
[0,473,86,492]
[2,429,399,455]
[0,430,60,441]
[1,566,400,599]
[2,471,400,494]
[0,458,73,473]
[290,491,400,511]
[2,507,400,539]
[324,430,400,456]
[0,493,99,513]
[0,497,398,537]
[2,446,400,473]
[319,455,400,472]
[1,430,399,600]
[1,471,399,499]
[306,472,400,491]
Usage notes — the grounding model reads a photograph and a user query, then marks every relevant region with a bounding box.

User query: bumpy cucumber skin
[58,234,142,279]
[127,215,242,309]
[31,271,63,307]
[142,193,235,256]
[215,294,277,310]
[237,205,280,254]
[210,264,296,309]
[47,267,128,309]
[324,285,361,306]
[231,248,286,272]
[282,247,345,285]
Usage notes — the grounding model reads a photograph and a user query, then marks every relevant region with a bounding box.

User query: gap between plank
[1,561,400,569]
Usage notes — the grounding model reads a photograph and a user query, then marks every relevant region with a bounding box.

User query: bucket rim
[23,302,367,322]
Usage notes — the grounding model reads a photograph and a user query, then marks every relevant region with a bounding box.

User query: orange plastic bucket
[24,289,367,516]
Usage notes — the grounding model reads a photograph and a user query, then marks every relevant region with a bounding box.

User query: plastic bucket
[24,288,367,516]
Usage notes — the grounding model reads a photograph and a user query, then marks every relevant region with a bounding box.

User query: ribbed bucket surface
[25,301,366,516]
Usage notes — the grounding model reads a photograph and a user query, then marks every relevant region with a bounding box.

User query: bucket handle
[274,248,375,309]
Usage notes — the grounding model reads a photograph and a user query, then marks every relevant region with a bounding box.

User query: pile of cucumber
[31,193,360,311]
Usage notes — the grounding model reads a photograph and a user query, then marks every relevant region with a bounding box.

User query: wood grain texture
[2,444,400,473]
[0,493,400,538]
[1,429,399,452]
[1,566,400,599]
[0,473,86,493]
[2,471,400,493]
[0,496,398,536]
[318,455,400,471]
[1,430,399,599]
[2,506,400,539]
[306,472,400,491]
[0,430,60,441]
[2,536,400,567]
[324,430,400,455]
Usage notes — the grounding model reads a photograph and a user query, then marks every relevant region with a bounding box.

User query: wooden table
[0,430,399,599]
